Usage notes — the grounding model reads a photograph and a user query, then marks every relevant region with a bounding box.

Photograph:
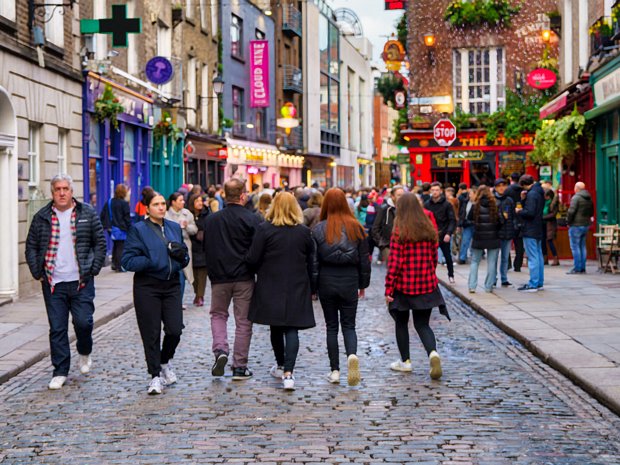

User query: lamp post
[444,149,450,187]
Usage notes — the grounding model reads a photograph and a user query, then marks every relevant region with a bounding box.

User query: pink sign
[250,40,270,108]
[527,68,557,90]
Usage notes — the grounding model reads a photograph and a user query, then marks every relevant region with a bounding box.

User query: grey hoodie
[567,190,594,227]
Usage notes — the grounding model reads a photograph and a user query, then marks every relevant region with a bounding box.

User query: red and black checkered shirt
[385,235,439,297]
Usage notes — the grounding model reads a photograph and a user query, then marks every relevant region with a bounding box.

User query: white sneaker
[429,351,442,380]
[48,376,67,390]
[161,363,177,385]
[282,375,295,390]
[347,354,360,386]
[390,359,412,372]
[270,365,284,379]
[147,376,165,395]
[327,370,340,384]
[79,354,92,374]
[376,260,383,265]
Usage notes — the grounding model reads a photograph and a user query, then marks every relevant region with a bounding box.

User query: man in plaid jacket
[25,174,106,390]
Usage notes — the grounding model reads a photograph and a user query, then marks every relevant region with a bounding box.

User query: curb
[439,277,620,416]
[0,300,134,385]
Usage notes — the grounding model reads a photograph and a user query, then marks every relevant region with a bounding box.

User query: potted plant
[94,84,124,131]
[590,16,614,54]
[445,0,521,29]
[172,3,183,24]
[410,115,431,129]
[153,111,182,141]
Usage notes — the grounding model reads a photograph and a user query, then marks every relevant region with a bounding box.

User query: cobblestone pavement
[1,267,619,465]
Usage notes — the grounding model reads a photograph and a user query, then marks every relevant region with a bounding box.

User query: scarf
[45,203,79,293]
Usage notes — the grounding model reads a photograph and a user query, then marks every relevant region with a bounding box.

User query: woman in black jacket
[313,188,371,387]
[467,185,501,293]
[188,193,209,307]
[246,192,316,391]
[121,191,189,395]
[100,183,131,272]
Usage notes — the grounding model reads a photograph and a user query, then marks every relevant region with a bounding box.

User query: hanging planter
[153,112,182,141]
[530,108,587,166]
[445,0,521,29]
[94,84,124,131]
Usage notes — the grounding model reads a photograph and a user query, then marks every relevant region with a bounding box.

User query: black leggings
[270,326,299,373]
[390,309,436,361]
[438,240,454,278]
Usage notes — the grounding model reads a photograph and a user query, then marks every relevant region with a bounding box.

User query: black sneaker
[517,284,538,293]
[566,269,581,275]
[211,352,228,377]
[231,367,253,381]
[501,281,512,287]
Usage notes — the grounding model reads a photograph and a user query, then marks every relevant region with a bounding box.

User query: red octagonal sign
[434,119,457,147]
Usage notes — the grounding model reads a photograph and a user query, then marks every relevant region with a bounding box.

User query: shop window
[0,0,16,21]
[45,5,64,48]
[232,86,245,135]
[453,48,505,115]
[123,127,136,205]
[28,124,41,188]
[231,14,243,59]
[57,129,68,175]
[88,119,102,206]
[127,0,138,75]
[255,108,266,140]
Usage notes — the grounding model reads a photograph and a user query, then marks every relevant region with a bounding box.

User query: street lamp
[423,33,436,66]
[212,74,224,96]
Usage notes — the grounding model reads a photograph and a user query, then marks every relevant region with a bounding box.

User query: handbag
[108,199,127,241]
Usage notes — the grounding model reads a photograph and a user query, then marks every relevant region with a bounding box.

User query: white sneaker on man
[429,351,442,380]
[282,375,295,390]
[347,354,360,386]
[390,359,412,372]
[147,376,165,395]
[327,370,340,384]
[48,376,67,390]
[161,363,177,385]
[270,365,284,379]
[79,354,92,374]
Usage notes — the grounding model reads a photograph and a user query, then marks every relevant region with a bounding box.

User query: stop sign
[434,119,457,147]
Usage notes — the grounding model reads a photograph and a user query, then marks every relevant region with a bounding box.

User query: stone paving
[0,267,619,464]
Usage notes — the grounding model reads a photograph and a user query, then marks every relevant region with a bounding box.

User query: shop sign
[539,165,552,177]
[459,134,534,147]
[593,66,620,107]
[396,153,410,164]
[527,68,557,90]
[432,151,484,168]
[382,40,405,72]
[499,151,526,177]
[395,91,406,109]
[145,57,174,85]
[249,40,270,108]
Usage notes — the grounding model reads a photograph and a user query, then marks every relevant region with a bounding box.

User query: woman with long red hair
[313,188,371,386]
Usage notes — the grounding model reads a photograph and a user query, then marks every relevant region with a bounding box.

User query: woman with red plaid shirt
[385,193,450,379]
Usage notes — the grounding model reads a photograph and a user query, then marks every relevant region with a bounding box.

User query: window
[45,5,64,48]
[127,0,138,75]
[453,48,505,115]
[255,108,266,140]
[157,25,172,94]
[201,64,209,131]
[186,57,197,127]
[231,14,243,58]
[232,86,245,134]
[200,0,208,30]
[58,130,68,175]
[319,14,340,132]
[255,29,265,40]
[28,124,41,188]
[186,0,194,20]
[211,0,219,36]
[0,0,16,21]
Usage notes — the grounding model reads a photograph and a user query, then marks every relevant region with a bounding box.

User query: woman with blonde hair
[246,192,317,390]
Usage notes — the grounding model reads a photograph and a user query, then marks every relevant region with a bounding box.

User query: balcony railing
[282,4,302,37]
[282,64,303,93]
[281,126,303,151]
[590,16,614,55]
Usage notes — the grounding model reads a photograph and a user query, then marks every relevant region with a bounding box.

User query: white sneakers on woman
[429,351,442,380]
[390,359,413,372]
[147,376,165,395]
[79,354,92,374]
[48,376,67,390]
[270,365,284,379]
[161,363,177,385]
[347,354,360,386]
[327,370,340,384]
[282,375,295,390]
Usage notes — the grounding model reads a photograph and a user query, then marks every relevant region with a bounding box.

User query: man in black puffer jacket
[25,175,106,390]
[425,182,456,282]
[515,175,545,292]
[494,179,516,287]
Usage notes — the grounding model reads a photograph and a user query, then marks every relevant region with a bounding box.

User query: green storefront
[587,57,620,226]
[151,135,184,198]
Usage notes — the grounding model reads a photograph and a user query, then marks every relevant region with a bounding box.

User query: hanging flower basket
[445,0,521,29]
[94,84,124,131]
[153,112,182,141]
[530,108,587,166]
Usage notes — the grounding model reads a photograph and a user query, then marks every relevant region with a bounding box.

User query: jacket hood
[576,190,592,200]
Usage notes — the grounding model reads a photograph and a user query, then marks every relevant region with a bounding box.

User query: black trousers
[438,240,454,278]
[318,272,359,371]
[112,240,125,271]
[512,237,524,271]
[270,326,299,373]
[134,274,184,377]
[390,308,436,360]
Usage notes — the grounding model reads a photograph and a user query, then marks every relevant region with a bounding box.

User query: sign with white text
[250,40,270,108]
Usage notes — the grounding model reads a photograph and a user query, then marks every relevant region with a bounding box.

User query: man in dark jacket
[494,179,516,286]
[425,182,456,282]
[204,178,262,380]
[515,175,545,292]
[25,174,106,390]
[371,185,404,264]
[567,182,594,274]
[457,186,474,264]
[505,172,524,272]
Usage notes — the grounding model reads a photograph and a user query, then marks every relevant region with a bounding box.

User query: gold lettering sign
[458,135,534,147]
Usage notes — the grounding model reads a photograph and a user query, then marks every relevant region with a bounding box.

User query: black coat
[517,183,545,240]
[505,183,523,205]
[100,198,131,232]
[25,199,106,282]
[246,222,317,329]
[495,191,517,240]
[190,209,209,268]
[468,197,501,250]
[425,196,456,238]
[371,201,396,248]
[204,204,262,284]
[312,220,371,289]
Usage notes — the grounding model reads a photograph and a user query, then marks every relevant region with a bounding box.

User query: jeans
[270,326,299,373]
[523,238,545,288]
[458,226,474,262]
[499,239,512,284]
[389,308,436,359]
[569,225,589,272]
[41,279,95,377]
[468,248,499,292]
[438,240,454,278]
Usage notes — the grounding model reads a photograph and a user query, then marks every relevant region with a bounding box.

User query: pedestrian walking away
[313,188,371,386]
[99,183,131,272]
[188,193,209,307]
[385,193,450,379]
[467,185,501,293]
[204,178,262,380]
[494,178,517,287]
[303,191,323,228]
[457,187,475,264]
[567,182,594,274]
[506,172,524,272]
[425,182,457,283]
[25,174,106,390]
[371,185,404,264]
[246,192,317,391]
[121,191,190,395]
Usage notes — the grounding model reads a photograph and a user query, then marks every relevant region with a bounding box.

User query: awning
[585,93,620,120]
[225,137,304,168]
[539,91,569,119]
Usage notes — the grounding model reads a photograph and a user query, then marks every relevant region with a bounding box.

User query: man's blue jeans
[459,226,474,262]
[468,248,499,292]
[498,239,512,284]
[568,225,589,272]
[41,279,95,377]
[523,238,544,288]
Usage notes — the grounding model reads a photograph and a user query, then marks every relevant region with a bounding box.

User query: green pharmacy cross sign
[80,4,141,48]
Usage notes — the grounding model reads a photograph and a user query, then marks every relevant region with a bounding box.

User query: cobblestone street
[1,267,619,464]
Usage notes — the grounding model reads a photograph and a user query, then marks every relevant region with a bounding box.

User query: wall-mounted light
[423,33,436,66]
[212,74,224,95]
[264,8,272,16]
[541,29,552,43]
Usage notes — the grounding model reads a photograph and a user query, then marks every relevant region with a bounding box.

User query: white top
[52,207,80,285]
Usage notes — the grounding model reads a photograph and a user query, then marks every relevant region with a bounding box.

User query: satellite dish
[334,8,364,37]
